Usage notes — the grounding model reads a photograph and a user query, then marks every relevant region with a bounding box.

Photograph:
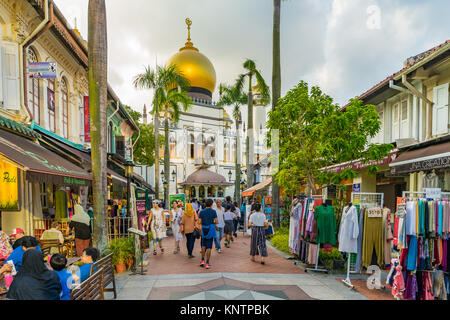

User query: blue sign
[353,183,361,192]
[28,62,57,79]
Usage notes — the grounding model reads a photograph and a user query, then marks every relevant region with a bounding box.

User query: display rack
[342,192,385,288]
[305,195,329,274]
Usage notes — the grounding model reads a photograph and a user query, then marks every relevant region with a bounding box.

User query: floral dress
[150,208,167,241]
[0,231,13,259]
[172,208,184,241]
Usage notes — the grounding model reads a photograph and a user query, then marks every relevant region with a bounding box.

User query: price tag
[368,209,382,218]
[425,188,441,200]
[396,204,406,218]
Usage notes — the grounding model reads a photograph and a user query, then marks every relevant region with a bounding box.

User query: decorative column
[195,186,200,199]
[214,186,218,198]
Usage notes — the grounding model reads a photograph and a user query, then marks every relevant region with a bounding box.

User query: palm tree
[88,0,108,252]
[217,83,248,207]
[236,59,270,189]
[134,64,192,207]
[271,0,282,229]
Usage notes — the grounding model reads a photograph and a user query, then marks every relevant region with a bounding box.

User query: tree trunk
[154,111,160,198]
[271,0,281,229]
[88,0,108,252]
[235,118,241,207]
[164,113,170,209]
[247,76,254,188]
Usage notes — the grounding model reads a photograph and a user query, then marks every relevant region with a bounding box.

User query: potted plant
[105,237,135,273]
[319,248,343,270]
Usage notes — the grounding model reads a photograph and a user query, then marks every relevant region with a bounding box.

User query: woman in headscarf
[0,230,13,260]
[180,203,201,258]
[69,197,92,257]
[6,249,62,300]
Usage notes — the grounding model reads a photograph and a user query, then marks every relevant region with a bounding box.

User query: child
[79,247,99,282]
[50,254,72,300]
[223,204,235,248]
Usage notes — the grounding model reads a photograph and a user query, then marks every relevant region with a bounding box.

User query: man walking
[198,199,218,269]
[213,199,225,253]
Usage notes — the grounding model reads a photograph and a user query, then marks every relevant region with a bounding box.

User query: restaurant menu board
[136,199,149,249]
[169,193,186,210]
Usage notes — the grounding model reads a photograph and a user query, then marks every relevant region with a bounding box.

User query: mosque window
[224,143,229,162]
[170,135,177,158]
[27,47,40,125]
[188,134,195,160]
[232,142,236,162]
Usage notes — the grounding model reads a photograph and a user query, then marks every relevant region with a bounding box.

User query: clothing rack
[402,191,450,199]
[343,192,384,288]
[305,195,329,274]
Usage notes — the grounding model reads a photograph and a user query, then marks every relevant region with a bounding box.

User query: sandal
[160,248,164,254]
[261,261,265,265]
[153,250,157,255]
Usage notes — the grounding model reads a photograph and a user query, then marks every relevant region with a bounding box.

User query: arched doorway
[199,186,205,199]
[190,186,196,199]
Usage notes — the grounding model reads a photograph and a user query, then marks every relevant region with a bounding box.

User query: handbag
[193,228,201,239]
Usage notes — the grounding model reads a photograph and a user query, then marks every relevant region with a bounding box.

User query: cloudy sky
[54,0,449,119]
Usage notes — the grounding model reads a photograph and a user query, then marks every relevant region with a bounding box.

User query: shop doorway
[376,183,406,212]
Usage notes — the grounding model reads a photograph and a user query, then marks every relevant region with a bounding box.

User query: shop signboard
[28,62,57,79]
[391,155,450,175]
[326,151,399,173]
[169,193,186,210]
[425,188,441,200]
[83,96,91,142]
[0,157,20,211]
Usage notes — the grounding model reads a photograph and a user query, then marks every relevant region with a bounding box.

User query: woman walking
[69,198,91,257]
[223,204,235,248]
[180,203,200,258]
[171,200,184,254]
[148,200,167,255]
[248,203,268,264]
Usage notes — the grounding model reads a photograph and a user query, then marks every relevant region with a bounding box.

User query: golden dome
[223,109,233,122]
[167,18,216,95]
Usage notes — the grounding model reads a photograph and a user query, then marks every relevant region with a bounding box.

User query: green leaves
[267,80,393,195]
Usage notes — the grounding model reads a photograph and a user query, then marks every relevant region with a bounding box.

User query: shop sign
[353,183,361,192]
[326,151,398,174]
[392,155,450,175]
[28,62,57,79]
[425,188,441,200]
[83,97,91,143]
[63,177,86,185]
[0,157,20,211]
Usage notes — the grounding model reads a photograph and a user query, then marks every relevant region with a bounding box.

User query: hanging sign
[425,188,441,200]
[28,62,57,79]
[83,96,91,142]
[0,157,20,211]
[169,193,186,210]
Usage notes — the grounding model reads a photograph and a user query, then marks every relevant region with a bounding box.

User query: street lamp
[125,161,135,217]
[228,170,232,182]
[162,178,168,207]
[240,179,246,193]
[171,170,176,182]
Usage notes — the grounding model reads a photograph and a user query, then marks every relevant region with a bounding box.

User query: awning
[107,168,127,187]
[390,141,450,175]
[132,173,155,194]
[242,177,272,197]
[323,150,399,173]
[0,128,91,186]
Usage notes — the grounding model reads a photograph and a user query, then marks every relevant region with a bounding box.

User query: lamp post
[171,169,177,193]
[163,178,168,209]
[125,161,135,217]
[228,170,232,182]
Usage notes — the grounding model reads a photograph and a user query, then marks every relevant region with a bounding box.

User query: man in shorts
[198,199,218,269]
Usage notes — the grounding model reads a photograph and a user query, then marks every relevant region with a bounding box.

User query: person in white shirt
[248,203,268,264]
[223,204,235,248]
[40,221,65,255]
[213,199,225,253]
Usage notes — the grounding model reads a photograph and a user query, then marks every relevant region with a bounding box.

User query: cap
[10,228,24,237]
[152,199,161,204]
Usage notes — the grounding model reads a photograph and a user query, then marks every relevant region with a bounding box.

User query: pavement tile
[123,279,156,289]
[283,286,316,300]
[117,287,150,300]
[256,290,289,300]
[197,277,226,290]
[234,291,255,300]
[299,285,345,300]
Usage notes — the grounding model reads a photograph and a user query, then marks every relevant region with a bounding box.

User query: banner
[0,156,20,211]
[83,96,91,142]
[169,193,186,210]
[28,62,57,79]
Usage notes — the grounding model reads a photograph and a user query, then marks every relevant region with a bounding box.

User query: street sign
[28,62,57,79]
[352,183,361,192]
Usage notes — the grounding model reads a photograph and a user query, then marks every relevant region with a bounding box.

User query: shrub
[270,233,290,254]
[319,248,342,270]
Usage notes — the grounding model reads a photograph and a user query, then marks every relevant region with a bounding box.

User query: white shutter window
[392,103,400,141]
[2,41,20,110]
[400,100,409,138]
[432,83,449,135]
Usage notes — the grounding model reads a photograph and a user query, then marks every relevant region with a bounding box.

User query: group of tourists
[0,202,98,300]
[145,195,270,269]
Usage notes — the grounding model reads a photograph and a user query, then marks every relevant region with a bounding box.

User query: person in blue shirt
[198,199,218,270]
[6,236,41,271]
[50,254,72,300]
[78,247,99,282]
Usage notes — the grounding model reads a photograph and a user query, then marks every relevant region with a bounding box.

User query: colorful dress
[150,208,167,241]
[392,265,405,299]
[0,231,13,259]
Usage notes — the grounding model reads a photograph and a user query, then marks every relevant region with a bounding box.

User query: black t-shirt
[69,221,91,240]
[199,208,217,226]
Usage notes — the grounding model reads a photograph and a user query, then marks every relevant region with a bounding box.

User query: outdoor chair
[70,267,104,300]
[39,239,62,255]
[90,253,117,299]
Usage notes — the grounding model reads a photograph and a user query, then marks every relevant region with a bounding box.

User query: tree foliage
[267,81,393,195]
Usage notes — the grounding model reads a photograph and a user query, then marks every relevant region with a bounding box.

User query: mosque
[134,19,269,200]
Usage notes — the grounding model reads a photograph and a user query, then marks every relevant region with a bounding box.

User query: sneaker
[205,263,211,269]
[200,260,205,267]
[217,249,221,253]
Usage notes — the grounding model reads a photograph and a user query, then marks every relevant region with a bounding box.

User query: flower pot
[115,263,126,273]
